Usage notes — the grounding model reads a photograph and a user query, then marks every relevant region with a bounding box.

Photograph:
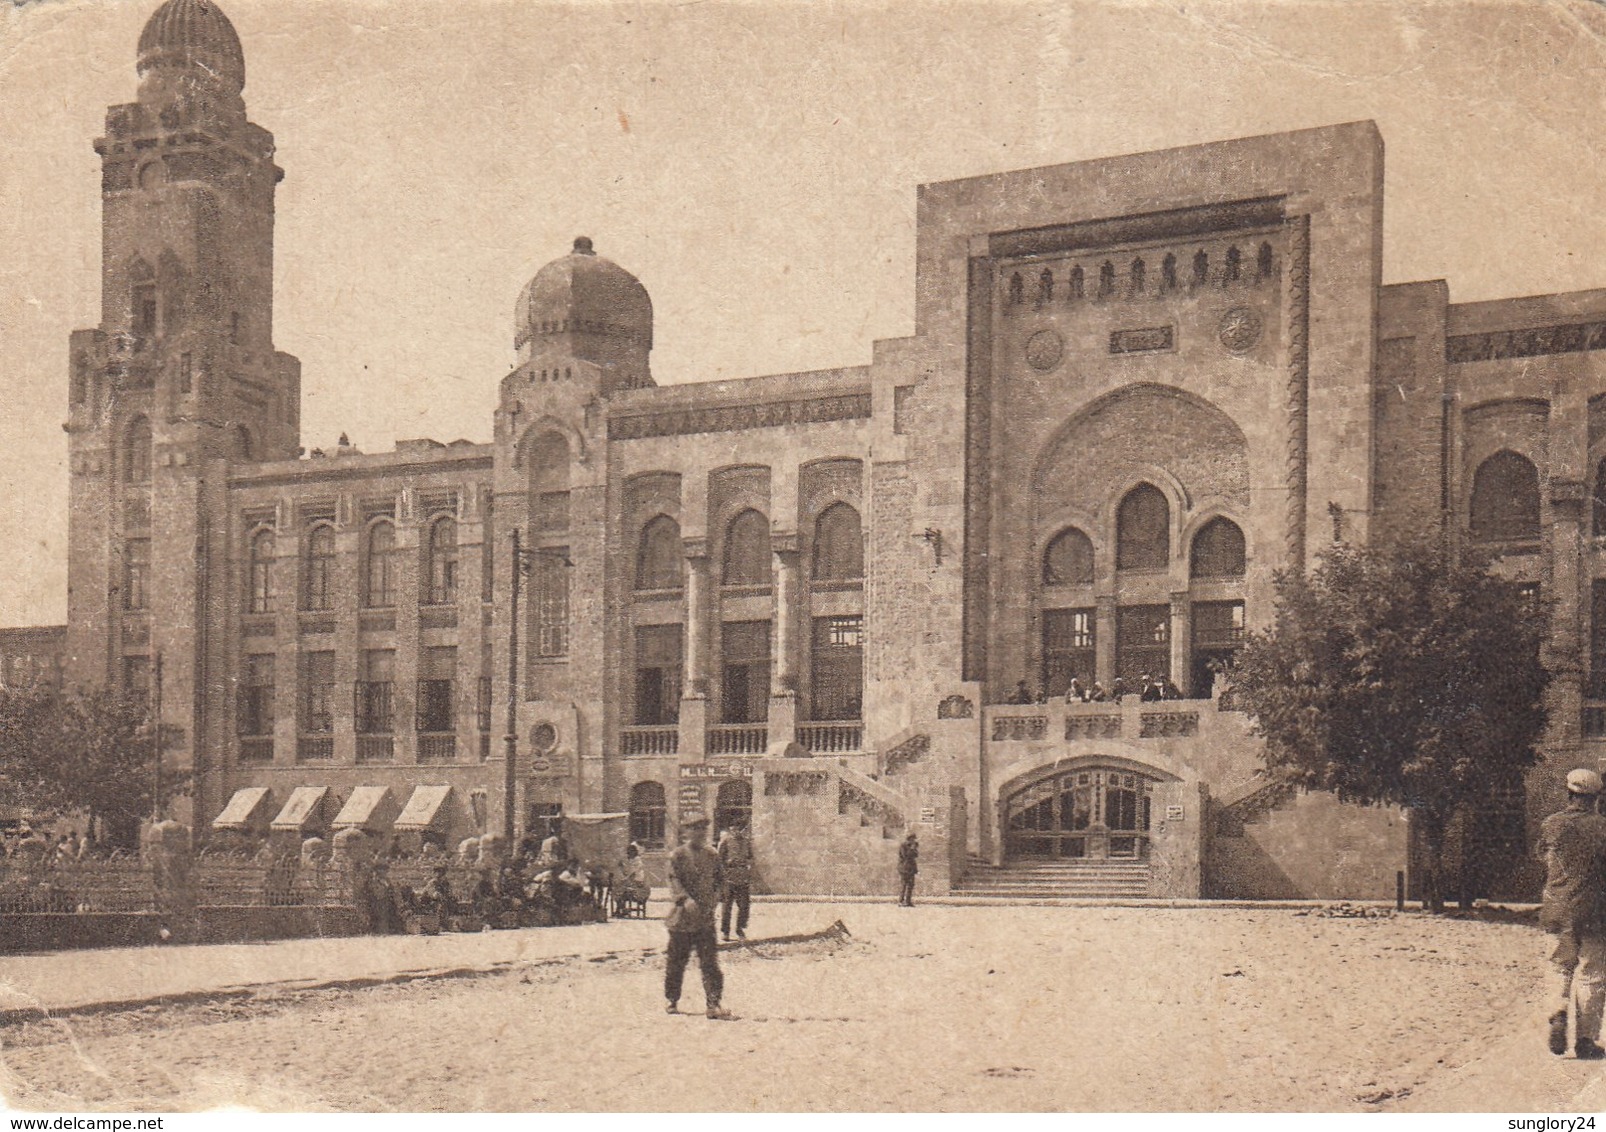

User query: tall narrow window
[122,655,151,704]
[365,520,397,607]
[72,353,89,405]
[123,538,150,611]
[1470,451,1541,543]
[810,615,864,721]
[238,653,276,738]
[812,502,864,581]
[1593,458,1606,538]
[1190,517,1246,579]
[1068,265,1084,300]
[1590,580,1606,699]
[1223,245,1241,283]
[133,282,157,337]
[1097,261,1116,299]
[1191,250,1209,286]
[1256,241,1274,282]
[1041,608,1095,697]
[1191,600,1245,698]
[480,494,495,602]
[533,547,569,658]
[1160,253,1178,293]
[356,649,395,734]
[629,781,667,850]
[124,416,152,484]
[634,625,683,725]
[723,509,772,586]
[721,620,772,723]
[299,651,336,733]
[417,646,456,734]
[426,515,458,605]
[303,524,335,611]
[1117,484,1170,571]
[248,529,275,614]
[636,515,683,591]
[1116,605,1170,684]
[1043,527,1095,586]
[1129,258,1146,296]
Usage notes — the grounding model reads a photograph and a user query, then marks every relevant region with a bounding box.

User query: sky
[1,0,1604,627]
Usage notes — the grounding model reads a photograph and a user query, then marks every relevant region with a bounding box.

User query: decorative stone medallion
[1024,328,1064,372]
[530,722,558,754]
[1218,306,1263,354]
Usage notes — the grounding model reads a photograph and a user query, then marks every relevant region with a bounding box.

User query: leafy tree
[1227,539,1549,910]
[0,683,189,847]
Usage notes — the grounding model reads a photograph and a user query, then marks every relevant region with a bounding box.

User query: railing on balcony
[356,735,394,763]
[238,736,274,764]
[418,733,457,763]
[621,726,679,756]
[297,735,334,761]
[708,724,768,756]
[798,721,862,754]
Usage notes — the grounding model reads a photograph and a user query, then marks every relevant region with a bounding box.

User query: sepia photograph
[2,0,1606,1116]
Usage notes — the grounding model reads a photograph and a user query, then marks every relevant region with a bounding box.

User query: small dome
[515,237,653,351]
[137,0,245,95]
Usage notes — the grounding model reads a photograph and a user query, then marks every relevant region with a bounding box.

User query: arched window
[812,502,864,581]
[1097,261,1116,299]
[248,529,275,614]
[1116,484,1170,571]
[715,779,753,836]
[130,258,156,338]
[527,430,570,532]
[303,524,335,611]
[426,515,458,605]
[124,416,152,483]
[1160,253,1178,293]
[1042,527,1095,586]
[629,781,667,850]
[1223,245,1241,283]
[1470,451,1541,543]
[365,520,397,607]
[234,425,253,462]
[1190,517,1246,579]
[1007,273,1023,305]
[1191,249,1209,286]
[1129,258,1145,296]
[723,509,771,586]
[1068,265,1084,300]
[1257,241,1274,282]
[636,515,684,591]
[1037,268,1054,306]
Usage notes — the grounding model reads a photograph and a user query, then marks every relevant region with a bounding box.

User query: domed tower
[65,0,300,828]
[514,237,654,395]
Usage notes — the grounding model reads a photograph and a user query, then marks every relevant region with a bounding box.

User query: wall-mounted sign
[678,783,705,814]
[919,807,937,824]
[1166,804,1185,821]
[679,762,755,780]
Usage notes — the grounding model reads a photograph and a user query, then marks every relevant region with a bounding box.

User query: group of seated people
[1009,673,1185,705]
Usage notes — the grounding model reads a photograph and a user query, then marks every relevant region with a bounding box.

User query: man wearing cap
[664,815,730,1019]
[1537,767,1606,1059]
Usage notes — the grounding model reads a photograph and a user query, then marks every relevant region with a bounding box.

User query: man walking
[718,822,753,941]
[1538,767,1606,1059]
[897,830,919,906]
[665,816,730,1020]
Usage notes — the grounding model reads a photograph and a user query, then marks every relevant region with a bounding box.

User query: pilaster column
[680,538,710,760]
[768,532,802,751]
[1169,589,1191,695]
[1095,595,1117,688]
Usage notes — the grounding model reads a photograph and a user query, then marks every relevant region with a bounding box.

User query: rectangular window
[1191,600,1245,699]
[1116,604,1170,685]
[480,493,495,603]
[634,624,683,726]
[299,650,336,733]
[893,385,914,435]
[1041,607,1096,697]
[1590,581,1606,700]
[124,538,150,611]
[356,649,395,734]
[532,491,570,532]
[809,614,864,721]
[534,548,569,658]
[121,654,151,704]
[417,645,456,733]
[134,284,157,337]
[721,620,771,723]
[239,653,276,737]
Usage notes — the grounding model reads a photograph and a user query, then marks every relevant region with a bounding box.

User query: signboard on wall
[678,762,755,780]
[678,782,705,816]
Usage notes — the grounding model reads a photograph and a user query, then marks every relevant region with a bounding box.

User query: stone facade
[19,1,1606,899]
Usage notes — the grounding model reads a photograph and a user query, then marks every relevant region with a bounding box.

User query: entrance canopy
[213,786,274,831]
[270,786,331,832]
[332,786,396,832]
[393,784,453,831]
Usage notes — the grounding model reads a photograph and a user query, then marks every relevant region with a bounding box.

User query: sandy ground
[0,904,1599,1112]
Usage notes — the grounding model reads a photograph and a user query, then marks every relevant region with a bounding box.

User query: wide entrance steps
[953,859,1152,900]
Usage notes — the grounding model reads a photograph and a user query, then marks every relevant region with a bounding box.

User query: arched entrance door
[1004,767,1155,860]
[714,779,753,836]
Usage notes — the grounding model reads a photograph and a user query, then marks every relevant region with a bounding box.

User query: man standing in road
[665,815,730,1019]
[718,822,753,941]
[897,830,919,907]
[1538,767,1606,1059]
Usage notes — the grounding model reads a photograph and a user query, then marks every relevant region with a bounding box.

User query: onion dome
[137,0,246,95]
[515,237,653,351]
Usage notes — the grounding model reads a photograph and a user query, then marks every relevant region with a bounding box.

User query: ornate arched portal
[1003,761,1166,860]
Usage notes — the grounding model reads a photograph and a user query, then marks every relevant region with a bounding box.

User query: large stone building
[25,0,1606,897]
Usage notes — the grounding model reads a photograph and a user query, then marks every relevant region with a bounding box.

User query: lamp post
[503,530,573,845]
[151,651,164,824]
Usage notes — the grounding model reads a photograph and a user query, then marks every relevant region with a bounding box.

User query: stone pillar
[145,819,196,940]
[681,538,710,759]
[1546,477,1587,758]
[769,533,802,749]
[1095,595,1117,688]
[1169,589,1191,695]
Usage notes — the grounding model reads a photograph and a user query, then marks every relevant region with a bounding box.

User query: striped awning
[332,786,395,831]
[393,784,453,831]
[270,786,330,831]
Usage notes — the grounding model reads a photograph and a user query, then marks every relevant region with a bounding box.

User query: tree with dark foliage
[1228,540,1549,911]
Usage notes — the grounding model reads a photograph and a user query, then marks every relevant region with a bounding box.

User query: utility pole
[504,529,522,845]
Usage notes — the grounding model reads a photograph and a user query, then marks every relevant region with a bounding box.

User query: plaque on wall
[1109,326,1174,355]
[1024,328,1064,371]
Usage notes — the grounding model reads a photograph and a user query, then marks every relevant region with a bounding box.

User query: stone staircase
[953,857,1152,900]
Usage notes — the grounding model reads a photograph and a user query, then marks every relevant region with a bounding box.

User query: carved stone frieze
[609,393,871,440]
